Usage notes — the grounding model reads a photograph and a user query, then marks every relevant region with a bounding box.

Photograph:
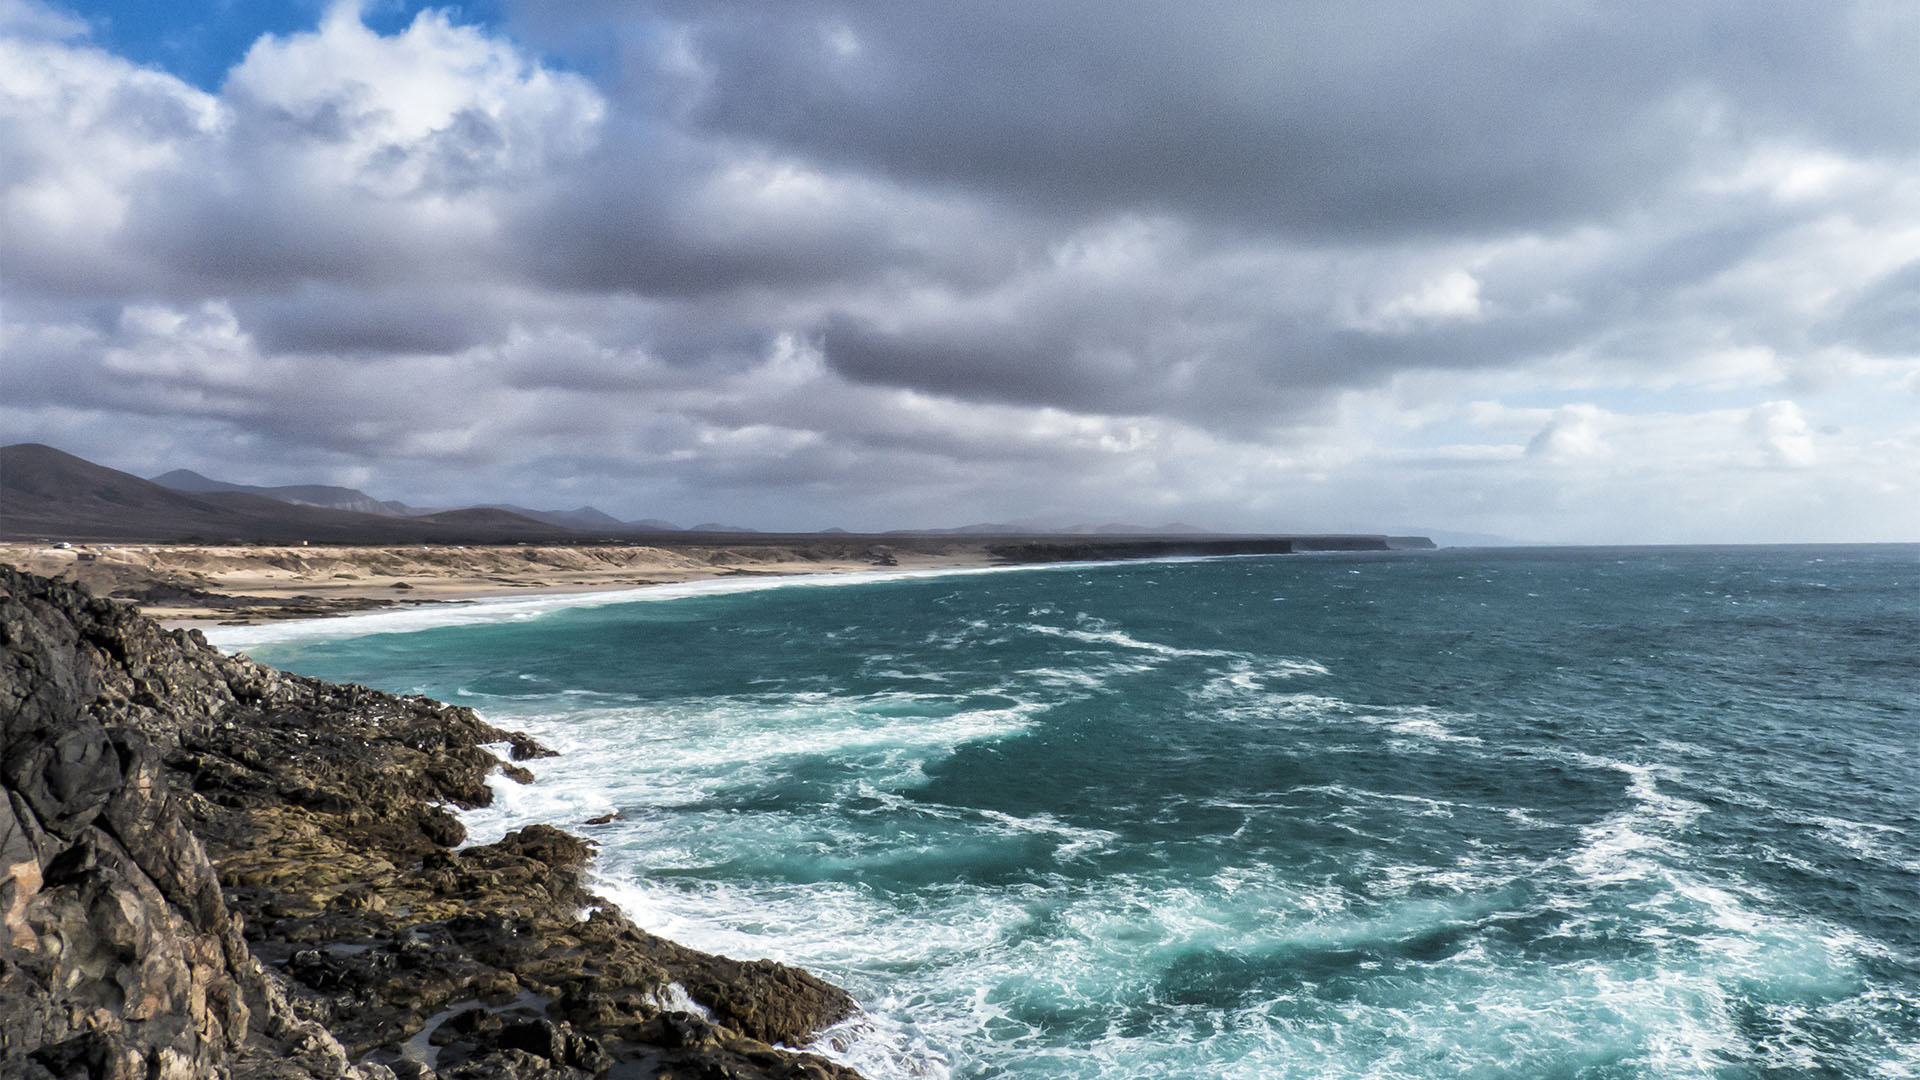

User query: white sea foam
[1024,666,1113,690]
[1016,621,1244,660]
[461,690,1044,845]
[1566,764,1699,884]
[1292,701,1489,747]
[1382,716,1484,744]
[470,743,1911,1080]
[1285,783,1462,820]
[1803,814,1918,871]
[1190,657,1332,702]
[281,548,1917,1079]
[1507,749,1902,1080]
[806,1009,952,1080]
[651,982,713,1021]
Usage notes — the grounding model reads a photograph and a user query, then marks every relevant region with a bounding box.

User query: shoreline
[1,534,1415,631]
[0,541,1001,628]
[0,564,874,1078]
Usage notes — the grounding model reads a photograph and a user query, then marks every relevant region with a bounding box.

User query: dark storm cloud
[575,1,1920,239]
[825,315,1127,412]
[6,0,1918,539]
[496,0,1920,427]
[236,284,512,355]
[502,124,1031,302]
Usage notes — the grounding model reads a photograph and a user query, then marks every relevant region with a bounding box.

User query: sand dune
[0,541,977,625]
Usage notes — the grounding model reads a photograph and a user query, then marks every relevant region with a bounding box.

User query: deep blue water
[222,545,1920,1079]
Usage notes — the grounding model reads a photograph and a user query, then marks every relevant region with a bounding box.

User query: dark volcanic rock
[2,568,363,1079]
[107,582,395,622]
[1,565,866,1079]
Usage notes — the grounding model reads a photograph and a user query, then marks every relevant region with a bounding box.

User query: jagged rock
[2,567,364,1079]
[1,565,868,1079]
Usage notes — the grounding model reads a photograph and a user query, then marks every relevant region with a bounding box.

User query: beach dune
[0,541,986,624]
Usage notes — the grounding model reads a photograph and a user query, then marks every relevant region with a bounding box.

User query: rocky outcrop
[1,566,865,1079]
[108,583,398,623]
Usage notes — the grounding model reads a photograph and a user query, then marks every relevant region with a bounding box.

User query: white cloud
[1749,400,1817,467]
[2,1,1918,542]
[1526,405,1613,462]
[226,2,603,198]
[0,25,220,281]
[1371,269,1485,328]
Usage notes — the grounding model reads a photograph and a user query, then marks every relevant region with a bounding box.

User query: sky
[3,0,1917,541]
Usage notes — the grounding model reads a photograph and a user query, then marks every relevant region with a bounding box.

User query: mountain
[5,446,259,540]
[481,504,634,532]
[151,469,421,516]
[406,507,575,530]
[938,523,1031,535]
[148,468,246,493]
[6,445,1434,549]
[2,444,579,543]
[152,468,677,535]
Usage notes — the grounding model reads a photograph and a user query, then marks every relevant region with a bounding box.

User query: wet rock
[494,824,594,869]
[507,733,557,761]
[2,565,872,1079]
[442,1048,583,1080]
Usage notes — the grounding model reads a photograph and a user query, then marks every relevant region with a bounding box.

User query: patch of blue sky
[65,0,506,89]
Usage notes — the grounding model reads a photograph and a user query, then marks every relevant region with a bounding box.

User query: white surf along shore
[197,555,1225,651]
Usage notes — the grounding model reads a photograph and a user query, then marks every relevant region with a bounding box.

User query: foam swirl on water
[235,546,1920,1078]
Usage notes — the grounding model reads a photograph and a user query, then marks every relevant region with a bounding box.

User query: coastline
[0,541,1000,628]
[0,534,1416,630]
[0,564,873,1079]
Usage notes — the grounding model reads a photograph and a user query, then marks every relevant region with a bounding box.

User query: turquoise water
[225,546,1920,1079]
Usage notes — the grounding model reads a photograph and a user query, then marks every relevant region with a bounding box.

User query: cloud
[1829,259,1920,355]
[0,0,81,40]
[1,0,1918,540]
[604,1,1920,235]
[1370,270,1485,329]
[1526,405,1612,463]
[1749,400,1817,468]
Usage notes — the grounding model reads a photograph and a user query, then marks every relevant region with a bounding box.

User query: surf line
[202,552,1296,651]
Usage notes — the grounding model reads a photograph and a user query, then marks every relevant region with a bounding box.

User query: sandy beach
[0,540,997,626]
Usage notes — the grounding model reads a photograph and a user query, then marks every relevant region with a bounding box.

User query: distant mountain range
[151,469,427,517]
[1,443,1436,547]
[144,459,1233,538]
[471,504,648,531]
[146,470,781,536]
[0,444,584,544]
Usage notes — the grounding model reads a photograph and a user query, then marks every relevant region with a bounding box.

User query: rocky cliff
[0,566,865,1080]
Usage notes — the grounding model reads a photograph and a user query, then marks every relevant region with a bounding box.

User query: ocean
[212,545,1920,1079]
